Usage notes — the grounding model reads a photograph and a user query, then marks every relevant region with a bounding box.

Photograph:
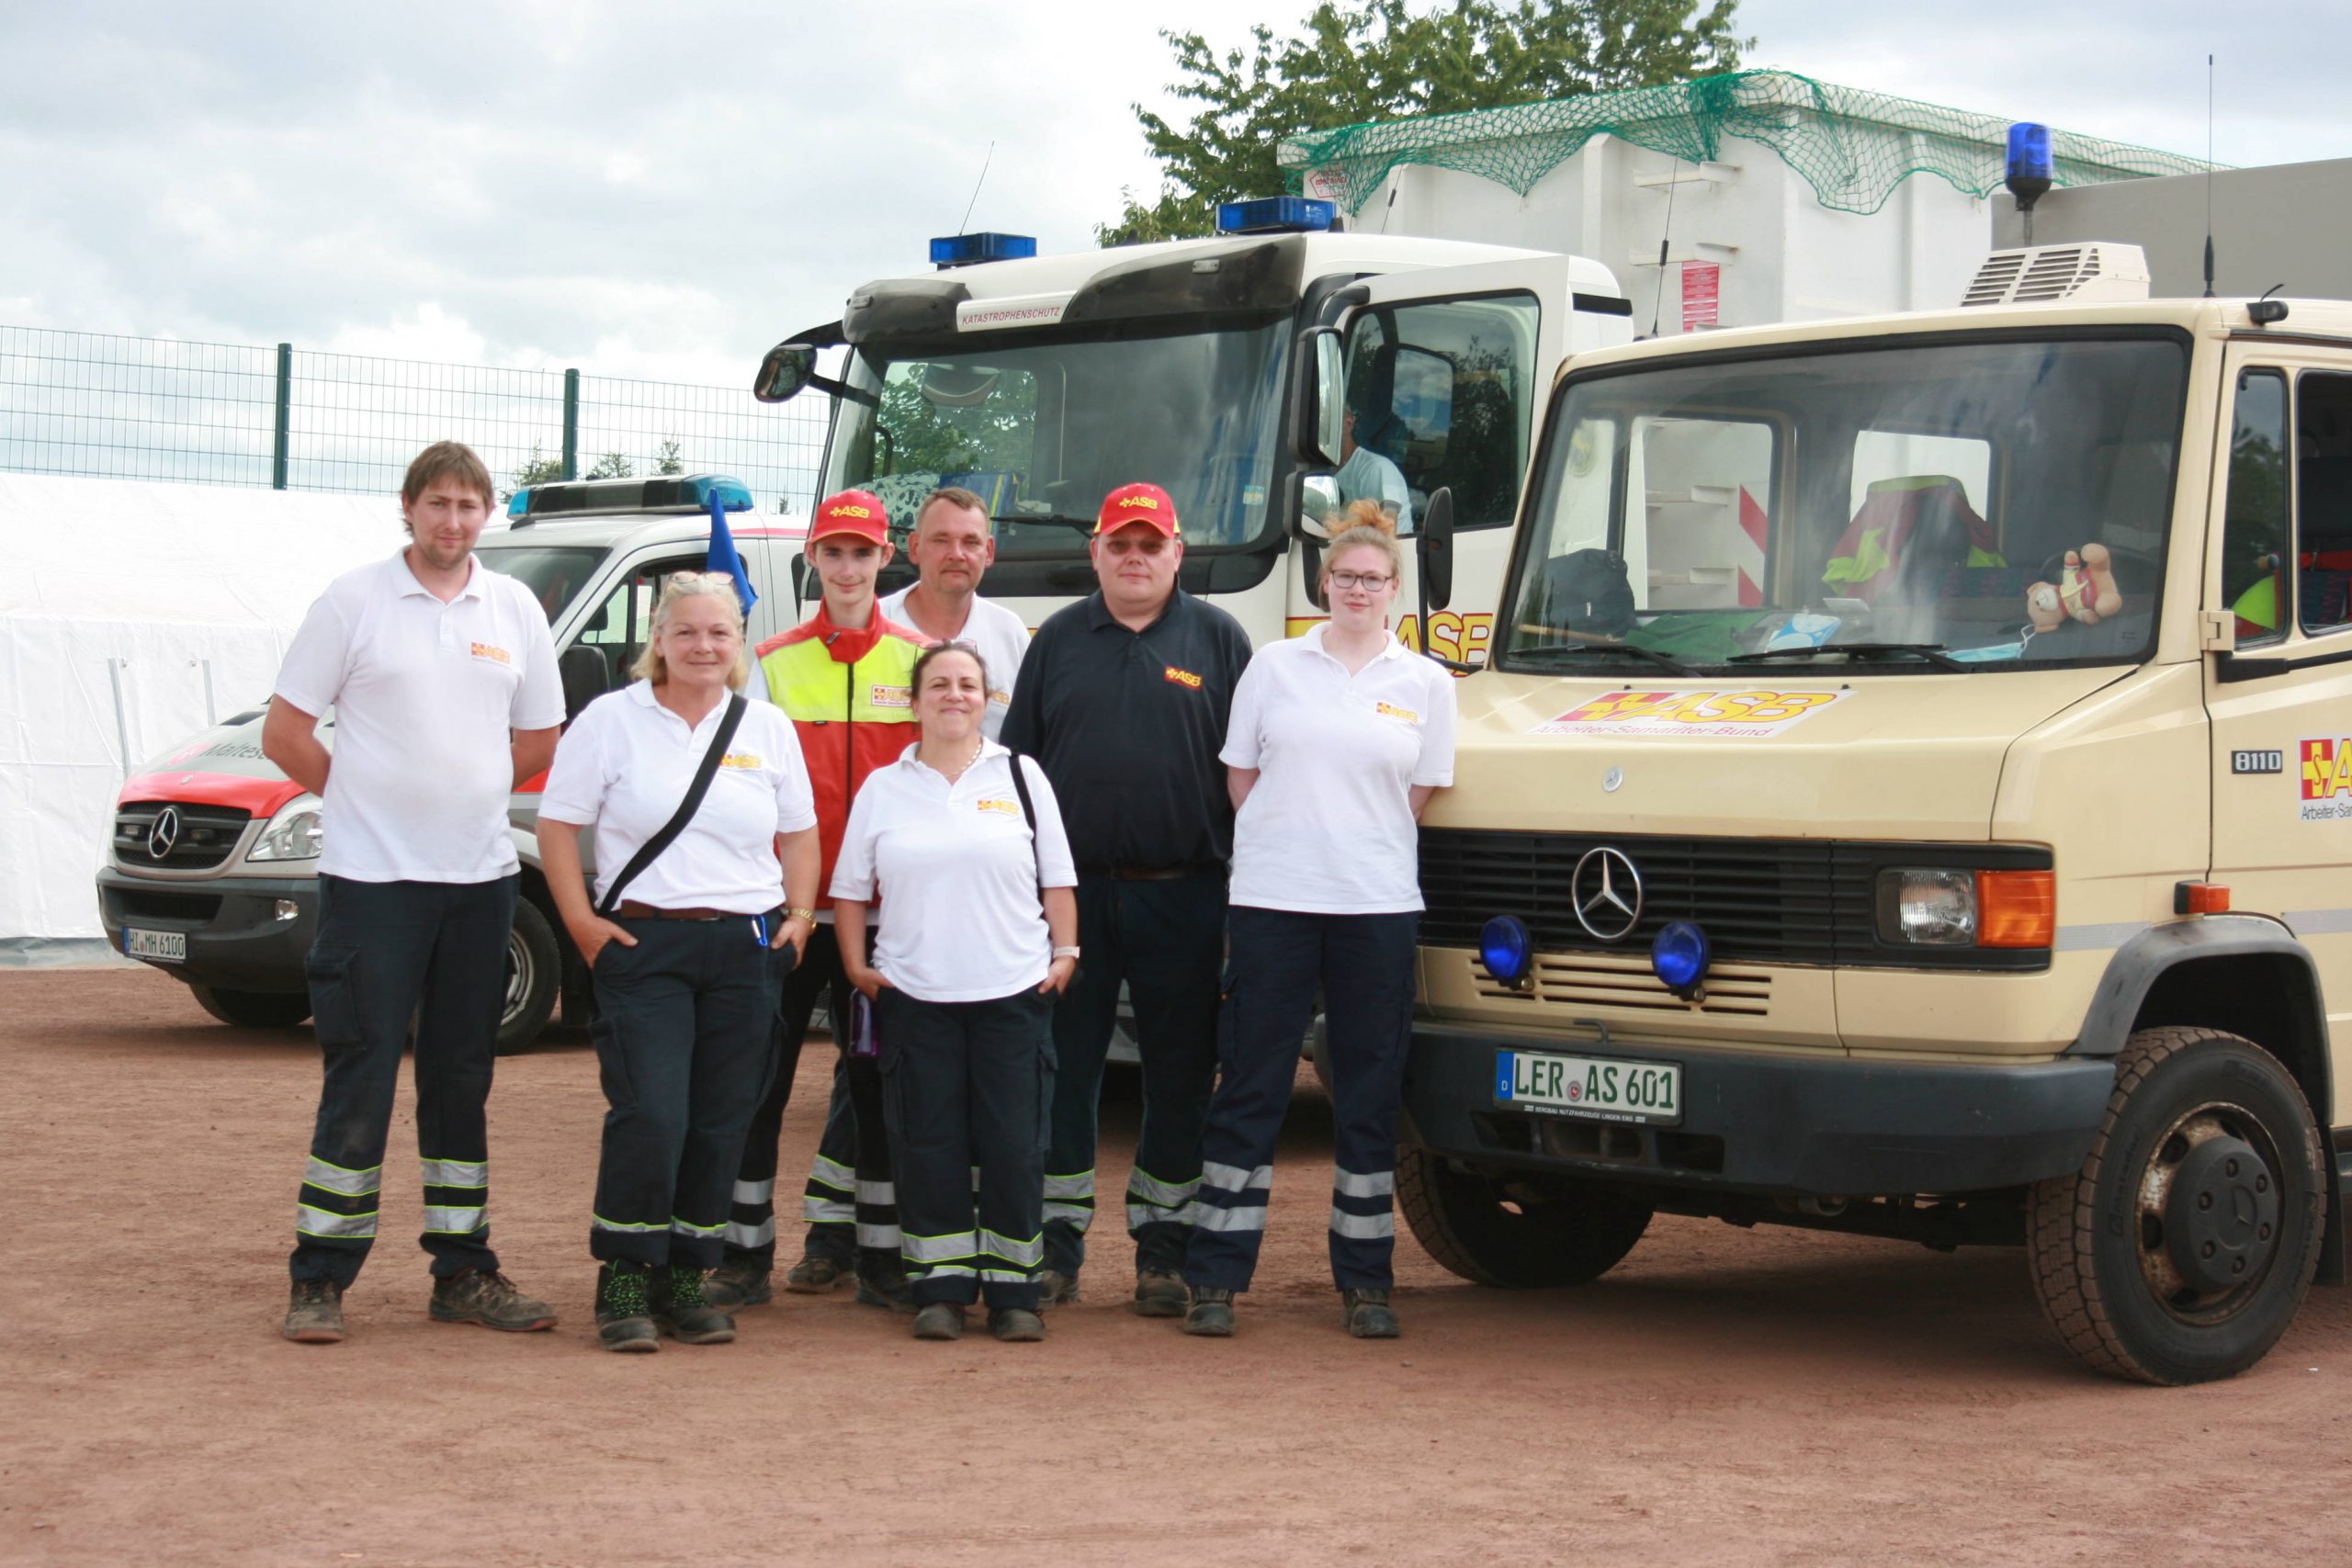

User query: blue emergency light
[930,231,1038,268]
[1479,915,1534,987]
[507,473,754,519]
[2006,122,2053,186]
[1650,920,1711,999]
[1215,196,1335,235]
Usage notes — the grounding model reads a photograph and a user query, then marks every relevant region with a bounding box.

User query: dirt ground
[4,969,2350,1568]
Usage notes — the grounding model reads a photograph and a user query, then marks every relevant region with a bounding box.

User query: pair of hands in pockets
[844,953,1077,1001]
[571,914,816,969]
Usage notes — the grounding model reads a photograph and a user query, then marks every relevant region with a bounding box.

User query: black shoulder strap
[596,694,749,918]
[1005,749,1043,884]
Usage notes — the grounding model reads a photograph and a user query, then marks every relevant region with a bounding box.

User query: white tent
[1,473,407,957]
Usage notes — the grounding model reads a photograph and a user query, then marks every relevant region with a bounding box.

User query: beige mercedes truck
[1401,245,2352,1383]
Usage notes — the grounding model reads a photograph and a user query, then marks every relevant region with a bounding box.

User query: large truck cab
[752,206,1632,664]
[96,475,801,1050]
[1402,254,2352,1383]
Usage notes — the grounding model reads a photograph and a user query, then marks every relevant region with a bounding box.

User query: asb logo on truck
[2300,738,2352,820]
[1530,689,1847,739]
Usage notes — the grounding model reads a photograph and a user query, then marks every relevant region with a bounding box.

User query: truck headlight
[1879,869,1976,945]
[247,795,324,862]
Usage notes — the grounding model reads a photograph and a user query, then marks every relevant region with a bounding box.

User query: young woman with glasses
[1177,502,1458,1339]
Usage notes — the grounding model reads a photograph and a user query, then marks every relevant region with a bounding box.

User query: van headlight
[247,795,324,862]
[1878,869,1977,945]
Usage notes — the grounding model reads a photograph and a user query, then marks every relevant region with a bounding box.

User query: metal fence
[0,326,829,514]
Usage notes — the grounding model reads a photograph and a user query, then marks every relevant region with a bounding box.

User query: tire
[2025,1026,2325,1385]
[1396,1142,1653,1287]
[494,898,561,1056]
[189,984,312,1029]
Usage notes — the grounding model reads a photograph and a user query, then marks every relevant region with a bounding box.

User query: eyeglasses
[1328,570,1393,590]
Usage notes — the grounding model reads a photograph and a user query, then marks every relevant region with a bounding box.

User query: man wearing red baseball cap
[1001,480,1253,1316]
[706,490,926,1314]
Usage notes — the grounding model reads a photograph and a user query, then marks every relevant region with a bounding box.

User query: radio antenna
[1650,155,1682,338]
[958,141,996,234]
[2202,55,2216,298]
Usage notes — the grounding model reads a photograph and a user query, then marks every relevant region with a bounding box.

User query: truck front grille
[113,802,253,873]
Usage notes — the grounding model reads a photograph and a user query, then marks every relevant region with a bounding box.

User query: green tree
[1102,0,1747,244]
[586,450,635,479]
[653,437,684,476]
[505,442,564,501]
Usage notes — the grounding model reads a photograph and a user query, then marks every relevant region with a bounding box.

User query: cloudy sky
[5,0,2351,393]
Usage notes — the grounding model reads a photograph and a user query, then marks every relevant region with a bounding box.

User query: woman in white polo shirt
[1180,504,1456,1340]
[831,641,1079,1345]
[537,572,822,1353]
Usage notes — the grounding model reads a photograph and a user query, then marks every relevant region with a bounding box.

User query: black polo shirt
[1001,588,1254,872]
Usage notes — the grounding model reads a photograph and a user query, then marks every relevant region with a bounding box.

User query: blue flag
[707,490,757,614]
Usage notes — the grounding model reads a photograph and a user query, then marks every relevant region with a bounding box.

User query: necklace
[932,736,986,783]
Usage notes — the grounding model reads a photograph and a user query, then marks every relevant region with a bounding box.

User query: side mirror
[1419,486,1455,613]
[1301,474,1340,536]
[753,343,819,403]
[1290,325,1346,467]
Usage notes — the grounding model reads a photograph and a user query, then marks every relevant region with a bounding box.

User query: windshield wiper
[1727,641,1966,672]
[1512,640,1695,677]
[994,512,1096,536]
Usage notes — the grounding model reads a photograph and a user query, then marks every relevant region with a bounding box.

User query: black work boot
[1132,1267,1188,1318]
[989,1307,1046,1342]
[1035,1269,1080,1309]
[854,1251,916,1314]
[594,1261,659,1353]
[429,1268,558,1332]
[784,1251,851,1293]
[282,1278,345,1344]
[651,1264,737,1345]
[701,1258,772,1310]
[912,1303,967,1340]
[1183,1286,1235,1338]
[1341,1288,1401,1339]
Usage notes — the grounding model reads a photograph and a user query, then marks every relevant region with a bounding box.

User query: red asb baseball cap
[1096,481,1180,537]
[808,489,891,547]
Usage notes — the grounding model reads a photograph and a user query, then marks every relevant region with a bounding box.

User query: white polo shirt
[539,682,818,914]
[1222,624,1457,915]
[878,586,1031,741]
[275,549,564,884]
[830,741,1078,1003]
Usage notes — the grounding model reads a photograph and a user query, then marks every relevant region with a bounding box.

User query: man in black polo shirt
[1001,480,1252,1316]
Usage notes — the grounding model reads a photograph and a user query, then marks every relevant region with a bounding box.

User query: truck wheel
[495,899,561,1056]
[1396,1143,1652,1287]
[2025,1026,2325,1385]
[189,985,312,1029]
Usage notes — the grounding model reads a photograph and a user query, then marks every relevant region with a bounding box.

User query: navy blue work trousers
[289,874,517,1288]
[587,912,780,1269]
[1183,906,1419,1293]
[876,985,1056,1309]
[1044,870,1226,1278]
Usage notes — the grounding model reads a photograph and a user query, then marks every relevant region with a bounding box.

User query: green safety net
[1279,69,2219,217]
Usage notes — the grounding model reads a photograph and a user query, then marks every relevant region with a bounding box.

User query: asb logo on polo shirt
[719,752,764,770]
[870,684,911,709]
[469,641,513,665]
[1163,665,1203,689]
[1374,701,1421,726]
[976,798,1020,817]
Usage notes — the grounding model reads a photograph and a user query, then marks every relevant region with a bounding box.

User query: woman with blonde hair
[538,572,823,1351]
[1180,503,1457,1339]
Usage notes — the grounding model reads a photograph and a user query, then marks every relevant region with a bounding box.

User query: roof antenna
[2202,55,2217,298]
[1649,154,1682,338]
[958,141,995,234]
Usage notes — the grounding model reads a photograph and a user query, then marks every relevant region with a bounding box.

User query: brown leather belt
[616,900,735,921]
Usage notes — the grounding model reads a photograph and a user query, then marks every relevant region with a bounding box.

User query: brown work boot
[282,1278,345,1344]
[912,1303,967,1340]
[1035,1269,1080,1309]
[1131,1268,1187,1318]
[701,1258,772,1309]
[1183,1286,1236,1338]
[428,1268,558,1332]
[784,1253,851,1293]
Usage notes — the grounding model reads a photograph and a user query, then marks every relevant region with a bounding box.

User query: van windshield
[1498,333,2188,674]
[474,544,607,626]
[824,319,1288,554]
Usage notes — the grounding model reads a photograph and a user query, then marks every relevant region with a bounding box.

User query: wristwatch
[1052,946,1081,960]
[786,908,818,924]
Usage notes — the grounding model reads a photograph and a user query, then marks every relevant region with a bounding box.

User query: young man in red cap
[1001,481,1252,1315]
[706,490,925,1313]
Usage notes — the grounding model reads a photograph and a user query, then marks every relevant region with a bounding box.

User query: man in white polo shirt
[879,486,1031,739]
[264,440,565,1345]
[774,484,1035,1292]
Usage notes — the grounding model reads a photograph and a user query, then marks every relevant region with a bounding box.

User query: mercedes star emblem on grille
[1570,846,1644,942]
[148,806,181,860]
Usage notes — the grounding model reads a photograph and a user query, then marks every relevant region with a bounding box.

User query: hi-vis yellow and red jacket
[755,606,925,909]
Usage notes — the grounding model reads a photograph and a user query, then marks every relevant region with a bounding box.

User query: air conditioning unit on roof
[1961,243,2151,307]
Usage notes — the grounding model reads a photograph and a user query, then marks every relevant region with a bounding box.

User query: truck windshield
[475,544,608,626]
[1498,334,2188,673]
[825,318,1287,554]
